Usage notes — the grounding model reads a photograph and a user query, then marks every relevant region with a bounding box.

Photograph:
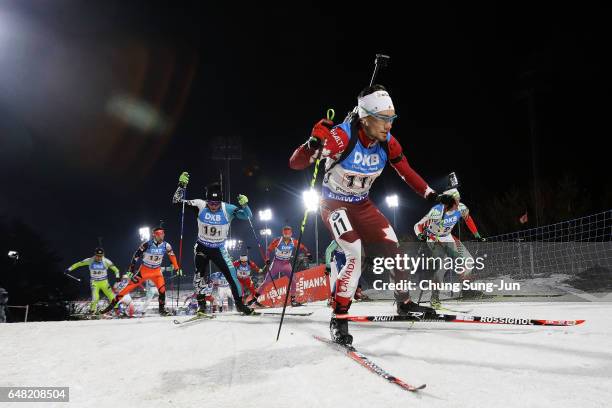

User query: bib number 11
[330,210,353,237]
[344,174,371,189]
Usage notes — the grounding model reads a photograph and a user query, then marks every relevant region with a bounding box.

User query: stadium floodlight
[386,194,399,208]
[139,227,151,242]
[259,209,272,222]
[302,189,320,213]
[225,239,237,251]
[386,195,399,229]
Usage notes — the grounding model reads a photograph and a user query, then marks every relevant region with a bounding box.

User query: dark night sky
[0,1,610,271]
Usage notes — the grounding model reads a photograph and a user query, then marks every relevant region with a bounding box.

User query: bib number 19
[201,225,222,237]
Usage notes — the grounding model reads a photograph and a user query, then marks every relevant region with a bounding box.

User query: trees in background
[0,217,79,321]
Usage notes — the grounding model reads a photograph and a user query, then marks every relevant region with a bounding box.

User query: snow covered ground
[1,301,610,408]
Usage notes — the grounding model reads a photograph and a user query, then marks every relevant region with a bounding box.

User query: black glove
[417,232,427,242]
[307,253,313,261]
[308,119,334,150]
[265,259,271,266]
[307,138,322,150]
[324,266,331,275]
[425,192,439,204]
[439,194,455,207]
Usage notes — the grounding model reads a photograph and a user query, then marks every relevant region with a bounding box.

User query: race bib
[198,223,230,244]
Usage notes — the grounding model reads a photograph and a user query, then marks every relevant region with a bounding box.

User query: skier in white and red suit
[290,84,443,344]
[263,226,311,306]
[232,255,262,306]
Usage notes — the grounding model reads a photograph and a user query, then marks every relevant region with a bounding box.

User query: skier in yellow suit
[66,247,120,314]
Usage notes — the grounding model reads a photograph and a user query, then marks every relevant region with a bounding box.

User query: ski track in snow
[1,301,611,408]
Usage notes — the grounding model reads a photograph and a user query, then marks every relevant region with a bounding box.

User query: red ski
[335,313,585,326]
[313,335,426,392]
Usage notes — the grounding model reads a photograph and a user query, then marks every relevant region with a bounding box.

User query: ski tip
[335,315,369,322]
[537,319,586,326]
[393,378,427,392]
[395,378,426,391]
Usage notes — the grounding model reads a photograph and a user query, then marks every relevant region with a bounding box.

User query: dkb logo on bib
[204,213,221,221]
[353,152,380,166]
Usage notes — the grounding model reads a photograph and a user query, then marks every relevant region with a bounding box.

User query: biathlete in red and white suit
[263,226,310,306]
[290,85,440,344]
[232,255,262,306]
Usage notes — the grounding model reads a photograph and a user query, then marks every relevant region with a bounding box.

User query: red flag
[519,212,528,224]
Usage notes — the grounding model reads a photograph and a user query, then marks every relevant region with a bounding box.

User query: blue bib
[322,122,390,202]
[431,204,461,235]
[336,122,389,175]
[142,241,167,268]
[197,203,231,247]
[275,239,295,261]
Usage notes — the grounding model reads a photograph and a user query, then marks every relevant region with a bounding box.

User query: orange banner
[255,265,330,307]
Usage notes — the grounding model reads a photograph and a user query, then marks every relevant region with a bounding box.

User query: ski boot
[330,315,353,346]
[396,300,436,318]
[430,298,442,310]
[196,295,208,315]
[236,301,254,316]
[158,305,173,316]
[330,301,353,345]
[430,291,441,310]
[247,294,263,308]
[354,287,369,301]
[241,305,255,316]
[158,294,172,316]
[99,299,118,315]
[290,295,303,307]
[86,310,100,320]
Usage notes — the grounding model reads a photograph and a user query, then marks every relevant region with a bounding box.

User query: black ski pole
[245,215,269,266]
[176,186,187,312]
[263,258,280,306]
[276,108,334,341]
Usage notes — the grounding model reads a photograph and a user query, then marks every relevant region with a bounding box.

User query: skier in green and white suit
[67,247,120,313]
